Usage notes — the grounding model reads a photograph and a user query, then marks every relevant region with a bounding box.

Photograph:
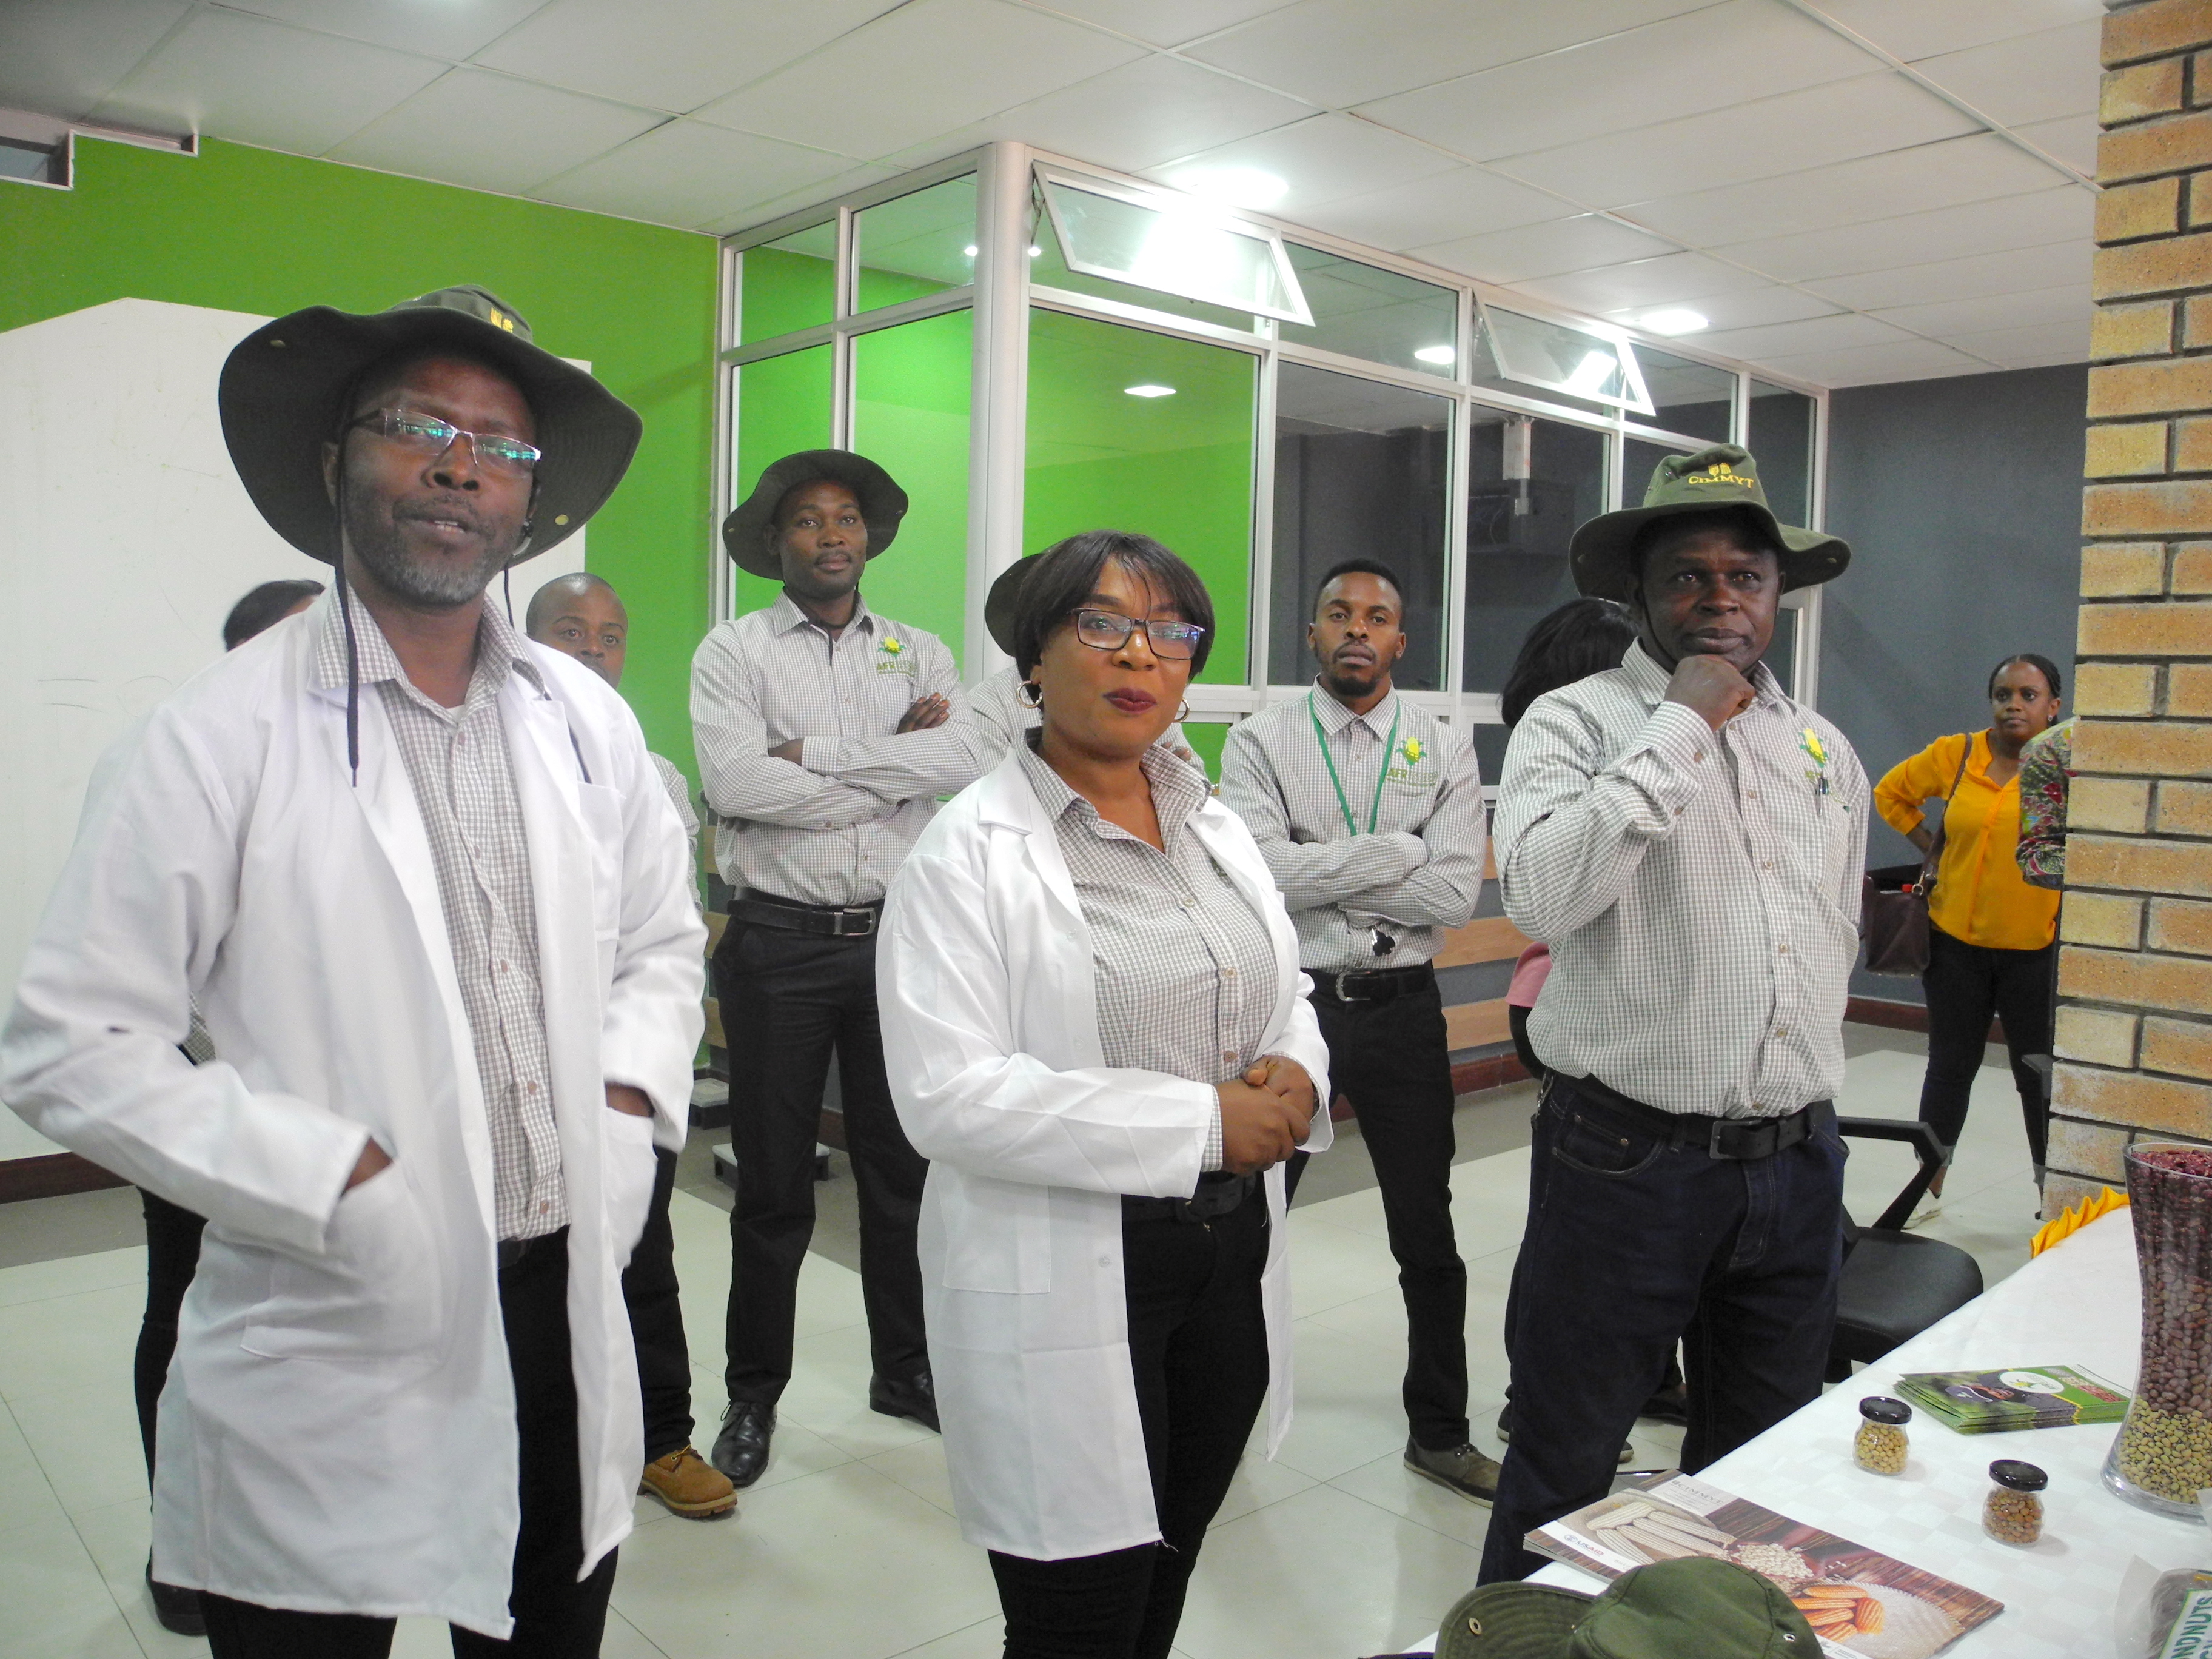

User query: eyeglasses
[348,407,541,477]
[1069,608,1207,660]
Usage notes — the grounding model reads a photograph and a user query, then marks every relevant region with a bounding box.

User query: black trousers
[1300,973,1469,1450]
[1479,1078,1843,1584]
[135,1188,207,1483]
[714,920,928,1403]
[201,1230,617,1656]
[989,1196,1271,1659]
[623,1146,693,1460]
[1919,925,2056,1173]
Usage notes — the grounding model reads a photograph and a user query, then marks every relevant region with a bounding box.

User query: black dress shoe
[710,1401,776,1488]
[147,1558,206,1637]
[869,1369,940,1433]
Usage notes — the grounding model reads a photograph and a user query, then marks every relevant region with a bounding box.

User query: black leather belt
[1559,1073,1825,1162]
[1124,1171,1256,1224]
[1310,962,1433,1004]
[497,1227,566,1273]
[733,890,882,939]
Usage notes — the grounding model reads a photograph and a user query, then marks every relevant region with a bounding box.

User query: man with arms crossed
[1219,558,1492,1501]
[3,286,705,1651]
[1478,445,1864,1582]
[692,449,985,1487]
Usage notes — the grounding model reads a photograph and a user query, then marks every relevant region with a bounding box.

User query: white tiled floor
[0,1041,2045,1658]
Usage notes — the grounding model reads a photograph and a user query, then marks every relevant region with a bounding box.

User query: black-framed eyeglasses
[1069,608,1206,660]
[348,407,541,477]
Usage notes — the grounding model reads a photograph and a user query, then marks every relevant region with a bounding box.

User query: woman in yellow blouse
[1875,654,2065,1209]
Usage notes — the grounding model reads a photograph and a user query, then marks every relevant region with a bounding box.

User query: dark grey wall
[1819,363,2087,1002]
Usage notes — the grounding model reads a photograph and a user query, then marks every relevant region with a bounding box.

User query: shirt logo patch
[1800,726,1832,797]
[880,637,902,655]
[1385,734,1437,788]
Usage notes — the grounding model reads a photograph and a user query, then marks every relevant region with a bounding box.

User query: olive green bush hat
[722,448,908,578]
[1568,443,1848,603]
[1436,1558,1821,1659]
[218,284,640,565]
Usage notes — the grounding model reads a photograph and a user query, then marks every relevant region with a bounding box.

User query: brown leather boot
[639,1445,738,1519]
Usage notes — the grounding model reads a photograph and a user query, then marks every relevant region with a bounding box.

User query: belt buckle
[832,907,876,937]
[1332,973,1375,1003]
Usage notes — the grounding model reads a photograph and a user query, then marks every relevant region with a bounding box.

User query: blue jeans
[1478,1076,1845,1583]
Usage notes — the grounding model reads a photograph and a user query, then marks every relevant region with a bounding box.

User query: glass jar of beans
[1984,1460,2046,1546]
[1854,1396,1911,1475]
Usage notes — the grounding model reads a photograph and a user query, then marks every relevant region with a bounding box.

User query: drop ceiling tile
[1289,166,1572,251]
[0,0,192,120]
[695,0,1145,163]
[1359,0,1871,163]
[1619,132,2065,247]
[1712,186,2090,282]
[532,119,856,230]
[1630,286,1843,333]
[1942,318,2090,364]
[476,0,905,116]
[216,0,545,61]
[1489,72,1976,209]
[1184,0,1713,111]
[1813,0,2103,63]
[1695,310,1914,358]
[1510,250,1772,315]
[328,70,664,196]
[1805,238,2091,311]
[1412,214,1680,284]
[2016,111,2096,176]
[965,54,1315,174]
[1911,19,2100,127]
[1757,336,1992,386]
[701,164,902,236]
[89,8,446,155]
[1868,281,2090,337]
[1150,113,1462,217]
[1042,0,1302,49]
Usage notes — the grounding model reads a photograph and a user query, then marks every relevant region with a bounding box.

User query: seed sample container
[2105,1143,2212,1517]
[1984,1460,2046,1546]
[1854,1396,1911,1475]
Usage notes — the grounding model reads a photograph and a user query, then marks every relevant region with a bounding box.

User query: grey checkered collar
[769,589,879,640]
[1017,735,1212,843]
[1617,637,1785,711]
[310,587,546,700]
[1306,680,1402,739]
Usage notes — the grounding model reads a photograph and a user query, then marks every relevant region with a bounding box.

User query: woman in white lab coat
[878,532,1332,1659]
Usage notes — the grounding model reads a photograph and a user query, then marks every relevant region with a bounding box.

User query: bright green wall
[1023,309,1256,685]
[740,246,834,344]
[851,310,972,662]
[0,136,719,776]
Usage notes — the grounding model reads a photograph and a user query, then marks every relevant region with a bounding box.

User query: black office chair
[1825,1116,1986,1383]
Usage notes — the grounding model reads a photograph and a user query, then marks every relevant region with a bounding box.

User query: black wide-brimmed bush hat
[984,555,1034,657]
[1569,443,1849,602]
[722,449,908,579]
[218,284,641,565]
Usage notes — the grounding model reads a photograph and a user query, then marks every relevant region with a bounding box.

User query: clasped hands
[1216,1056,1318,1176]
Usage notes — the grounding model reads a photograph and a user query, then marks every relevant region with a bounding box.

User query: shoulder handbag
[1860,737,1974,977]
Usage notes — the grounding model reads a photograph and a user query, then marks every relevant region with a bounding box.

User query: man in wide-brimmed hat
[2,286,705,1651]
[1478,444,1868,1583]
[691,448,983,1487]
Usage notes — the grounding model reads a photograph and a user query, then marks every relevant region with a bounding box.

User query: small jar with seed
[1854,1396,1911,1475]
[1984,1460,2046,1546]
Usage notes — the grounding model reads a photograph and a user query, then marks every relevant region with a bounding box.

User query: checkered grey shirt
[1495,641,1869,1119]
[650,752,700,839]
[314,598,566,1239]
[691,592,967,906]
[1219,685,1486,973]
[1019,742,1278,1175]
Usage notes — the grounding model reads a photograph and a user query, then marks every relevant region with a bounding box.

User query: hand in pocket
[602,1108,660,1269]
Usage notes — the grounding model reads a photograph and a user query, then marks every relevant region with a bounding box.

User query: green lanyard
[1309,689,1400,836]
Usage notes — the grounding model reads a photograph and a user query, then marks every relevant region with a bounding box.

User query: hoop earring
[1176,700,1190,723]
[1016,680,1044,709]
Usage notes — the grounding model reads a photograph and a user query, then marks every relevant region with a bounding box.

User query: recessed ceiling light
[962,244,978,257]
[1413,345,1456,365]
[1027,244,1041,258]
[1163,166,1289,210]
[1638,308,1709,336]
[1124,383,1177,398]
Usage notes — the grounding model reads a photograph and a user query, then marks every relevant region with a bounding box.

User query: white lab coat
[0,600,705,1635]
[877,748,1333,1561]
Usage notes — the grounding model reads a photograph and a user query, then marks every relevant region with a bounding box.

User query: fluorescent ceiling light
[1124,383,1177,398]
[1028,244,1041,257]
[962,244,978,257]
[1638,308,1709,336]
[1413,345,1455,365]
[1162,165,1288,210]
[1563,349,1619,397]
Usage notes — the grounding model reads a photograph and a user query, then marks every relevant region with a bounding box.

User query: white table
[1427,1212,2206,1657]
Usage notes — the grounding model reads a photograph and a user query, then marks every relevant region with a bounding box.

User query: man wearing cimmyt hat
[1478,444,1867,1583]
[1,287,706,1651]
[692,449,985,1489]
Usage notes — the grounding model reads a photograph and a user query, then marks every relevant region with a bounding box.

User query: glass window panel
[1748,380,1816,526]
[1462,411,1608,692]
[731,345,835,612]
[1024,309,1257,686]
[1623,435,1678,508]
[1269,364,1451,690]
[1278,245,1457,379]
[1635,345,1735,443]
[854,176,977,313]
[1475,304,1649,413]
[1037,176,1310,324]
[1472,722,1511,790]
[848,310,974,668]
[739,223,835,346]
[1766,602,1798,697]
